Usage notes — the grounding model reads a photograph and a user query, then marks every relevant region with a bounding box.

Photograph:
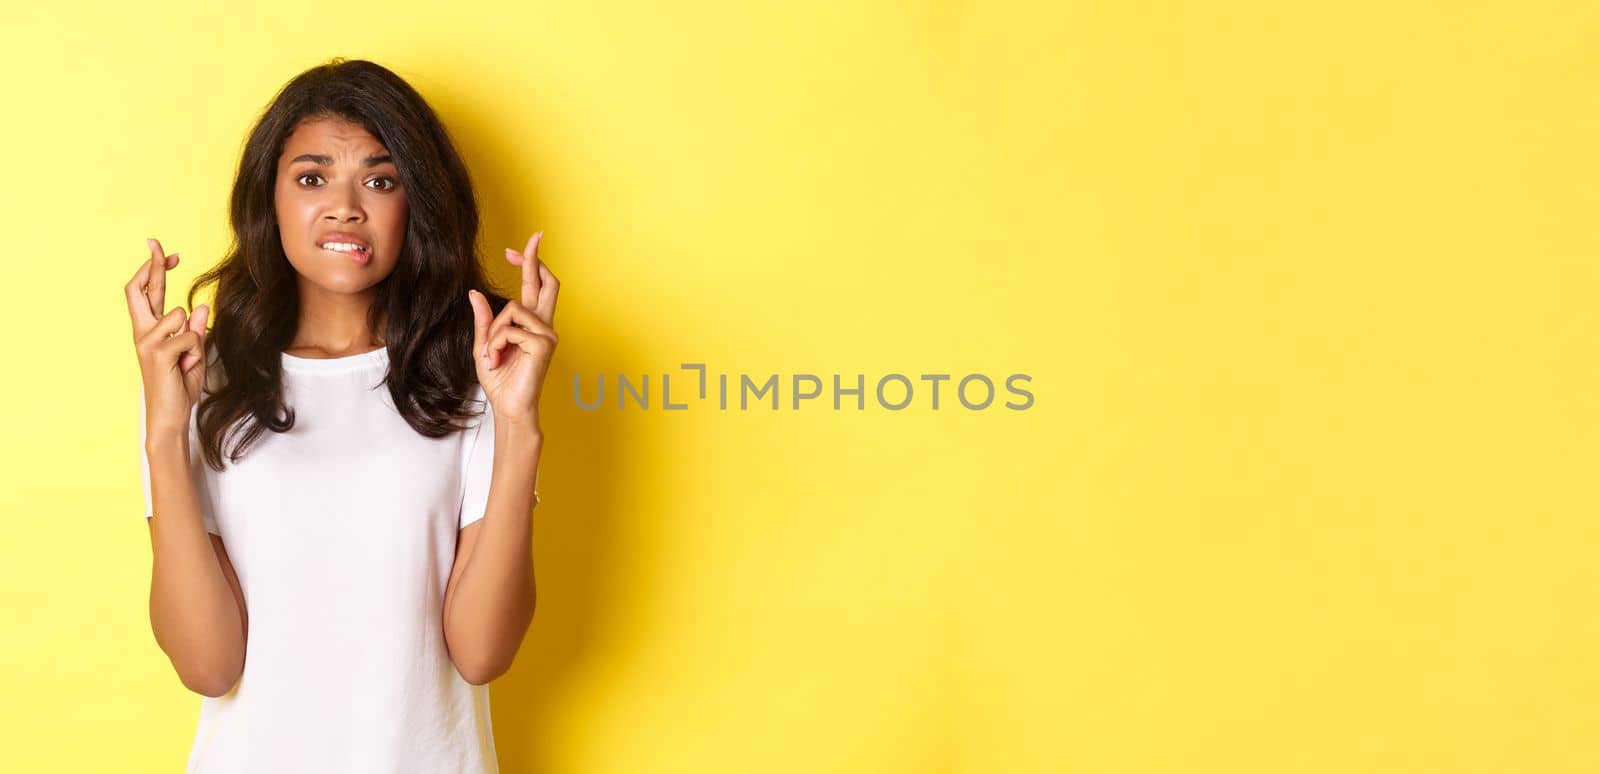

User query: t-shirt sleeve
[458,385,495,530]
[457,386,545,529]
[139,387,221,536]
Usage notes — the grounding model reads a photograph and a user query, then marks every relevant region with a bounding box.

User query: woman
[126,58,558,773]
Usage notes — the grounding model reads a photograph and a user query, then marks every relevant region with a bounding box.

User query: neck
[288,279,386,355]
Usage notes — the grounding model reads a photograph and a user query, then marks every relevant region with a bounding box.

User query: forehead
[280,117,388,158]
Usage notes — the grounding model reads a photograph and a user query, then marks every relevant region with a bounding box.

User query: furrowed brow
[290,154,395,167]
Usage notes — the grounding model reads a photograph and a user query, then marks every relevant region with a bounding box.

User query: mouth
[317,240,372,265]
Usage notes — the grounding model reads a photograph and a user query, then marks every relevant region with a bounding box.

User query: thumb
[468,290,490,360]
[180,304,210,374]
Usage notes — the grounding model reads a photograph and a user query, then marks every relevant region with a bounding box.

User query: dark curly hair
[185,57,509,471]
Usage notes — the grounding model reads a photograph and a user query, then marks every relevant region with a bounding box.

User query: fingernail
[146,238,156,250]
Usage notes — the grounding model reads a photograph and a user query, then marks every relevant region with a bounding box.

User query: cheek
[379,197,408,250]
[273,188,311,233]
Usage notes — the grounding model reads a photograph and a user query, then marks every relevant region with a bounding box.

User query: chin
[325,274,385,294]
[287,253,391,292]
[293,266,379,295]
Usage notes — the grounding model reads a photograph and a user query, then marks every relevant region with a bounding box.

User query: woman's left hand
[468,230,559,429]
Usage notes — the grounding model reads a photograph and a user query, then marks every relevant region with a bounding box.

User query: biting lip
[332,246,372,265]
[316,232,372,252]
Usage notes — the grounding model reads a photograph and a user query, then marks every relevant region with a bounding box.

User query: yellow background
[1,0,1595,771]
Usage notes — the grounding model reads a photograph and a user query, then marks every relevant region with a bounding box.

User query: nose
[325,184,365,223]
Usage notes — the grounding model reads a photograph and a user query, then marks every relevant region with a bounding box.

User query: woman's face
[273,116,407,296]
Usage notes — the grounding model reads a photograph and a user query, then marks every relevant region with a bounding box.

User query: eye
[295,173,324,187]
[368,176,399,192]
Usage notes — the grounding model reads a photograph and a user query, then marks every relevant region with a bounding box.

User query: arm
[129,237,246,697]
[441,417,542,685]
[447,229,559,684]
[145,427,248,697]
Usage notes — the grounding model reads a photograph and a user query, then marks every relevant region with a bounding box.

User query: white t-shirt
[139,344,499,773]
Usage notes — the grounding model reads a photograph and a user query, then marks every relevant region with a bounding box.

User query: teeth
[321,242,367,253]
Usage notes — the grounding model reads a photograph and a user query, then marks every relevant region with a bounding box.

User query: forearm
[145,434,246,697]
[444,418,541,683]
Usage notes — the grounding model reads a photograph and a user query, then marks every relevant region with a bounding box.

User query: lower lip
[323,247,371,265]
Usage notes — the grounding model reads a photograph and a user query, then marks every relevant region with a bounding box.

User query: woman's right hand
[127,237,210,441]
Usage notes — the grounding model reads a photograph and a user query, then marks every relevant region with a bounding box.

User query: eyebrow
[289,153,395,167]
